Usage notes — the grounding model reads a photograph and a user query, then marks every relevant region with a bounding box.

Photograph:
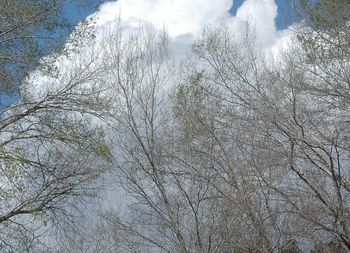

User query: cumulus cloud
[95,0,287,41]
[24,0,296,99]
[93,0,232,37]
[20,0,297,225]
[233,0,278,47]
[85,0,294,63]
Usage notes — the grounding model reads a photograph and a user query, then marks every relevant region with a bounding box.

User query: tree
[14,2,350,252]
[99,24,190,253]
[296,0,350,29]
[0,0,102,106]
[187,15,350,250]
[0,17,112,251]
[97,24,299,253]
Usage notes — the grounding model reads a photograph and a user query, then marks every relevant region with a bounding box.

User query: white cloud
[86,0,294,63]
[18,0,298,235]
[93,0,232,37]
[232,0,278,47]
[24,0,296,102]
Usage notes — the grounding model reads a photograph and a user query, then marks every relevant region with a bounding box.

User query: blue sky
[63,1,105,26]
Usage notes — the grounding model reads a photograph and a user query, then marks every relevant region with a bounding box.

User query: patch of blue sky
[230,0,299,29]
[63,0,107,27]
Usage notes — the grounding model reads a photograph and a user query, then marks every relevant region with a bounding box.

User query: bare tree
[188,17,350,251]
[0,27,112,251]
[32,3,350,252]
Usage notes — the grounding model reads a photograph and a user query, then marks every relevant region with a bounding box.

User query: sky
[5,0,299,106]
[22,0,298,98]
[230,0,298,30]
[20,0,300,213]
[63,0,107,26]
[74,0,297,54]
[55,0,299,213]
[65,0,297,30]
